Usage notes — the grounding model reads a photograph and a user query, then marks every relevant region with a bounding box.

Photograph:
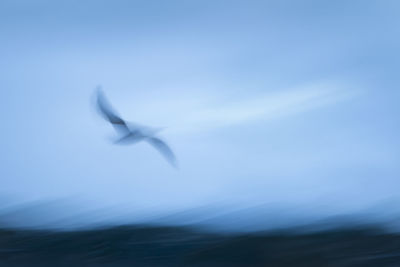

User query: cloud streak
[170,81,361,134]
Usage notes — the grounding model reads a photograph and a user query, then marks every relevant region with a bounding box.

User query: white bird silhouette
[95,87,177,168]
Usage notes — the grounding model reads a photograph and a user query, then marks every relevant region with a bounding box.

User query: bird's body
[95,87,177,168]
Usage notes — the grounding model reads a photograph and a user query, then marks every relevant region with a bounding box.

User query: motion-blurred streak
[95,86,178,168]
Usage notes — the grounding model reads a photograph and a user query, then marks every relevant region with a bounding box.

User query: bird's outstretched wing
[147,137,178,168]
[96,87,130,135]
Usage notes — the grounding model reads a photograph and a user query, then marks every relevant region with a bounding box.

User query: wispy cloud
[170,81,361,134]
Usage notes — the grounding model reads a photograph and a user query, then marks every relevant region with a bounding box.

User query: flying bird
[95,87,177,168]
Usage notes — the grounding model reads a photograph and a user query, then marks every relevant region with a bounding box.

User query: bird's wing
[147,137,178,168]
[96,87,130,134]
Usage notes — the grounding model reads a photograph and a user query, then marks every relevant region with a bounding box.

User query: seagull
[95,87,178,168]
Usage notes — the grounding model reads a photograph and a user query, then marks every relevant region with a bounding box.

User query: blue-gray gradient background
[1,0,399,229]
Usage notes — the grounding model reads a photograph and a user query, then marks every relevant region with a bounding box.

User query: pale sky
[1,0,400,229]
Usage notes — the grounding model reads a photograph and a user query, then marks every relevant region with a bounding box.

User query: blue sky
[1,0,400,228]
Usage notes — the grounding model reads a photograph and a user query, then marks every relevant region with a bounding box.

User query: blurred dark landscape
[1,223,400,266]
